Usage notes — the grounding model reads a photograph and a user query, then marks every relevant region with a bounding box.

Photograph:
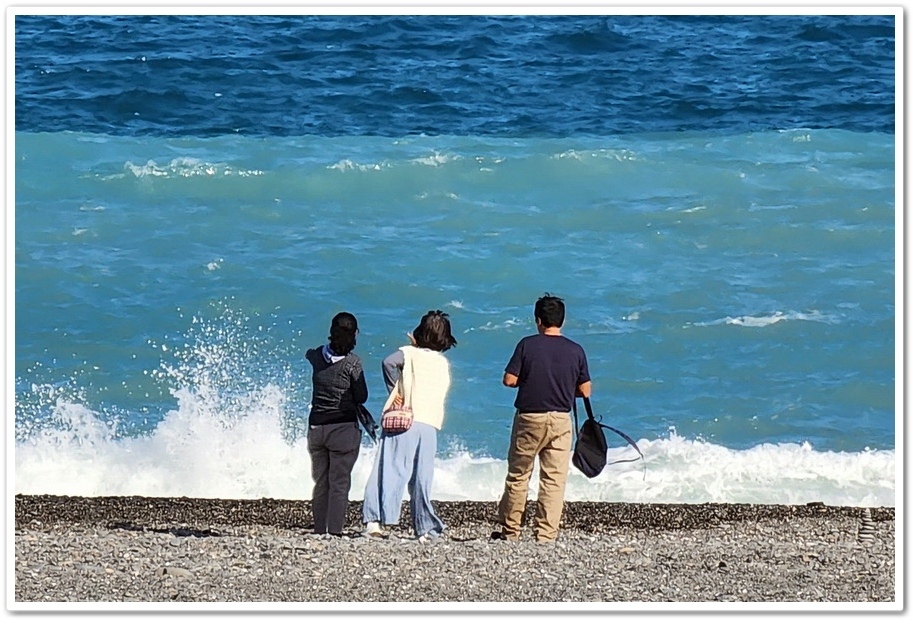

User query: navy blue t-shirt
[505,333,590,413]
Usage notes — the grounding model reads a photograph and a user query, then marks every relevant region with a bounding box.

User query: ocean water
[11,13,899,507]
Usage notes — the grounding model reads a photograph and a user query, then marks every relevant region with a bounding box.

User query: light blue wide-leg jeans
[361,421,445,537]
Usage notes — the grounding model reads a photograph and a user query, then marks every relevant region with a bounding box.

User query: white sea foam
[328,158,387,172]
[415,191,460,201]
[725,311,835,327]
[124,158,264,179]
[551,148,637,162]
[689,310,838,328]
[410,152,458,166]
[578,314,642,336]
[14,391,895,507]
[462,318,527,333]
[553,149,586,161]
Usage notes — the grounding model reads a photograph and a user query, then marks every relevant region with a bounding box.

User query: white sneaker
[417,530,442,543]
[363,521,384,538]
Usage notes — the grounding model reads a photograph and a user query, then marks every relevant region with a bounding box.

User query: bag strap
[401,348,413,409]
[582,396,597,420]
[573,399,578,435]
[599,421,644,465]
[572,395,595,437]
[382,348,414,412]
[576,397,645,465]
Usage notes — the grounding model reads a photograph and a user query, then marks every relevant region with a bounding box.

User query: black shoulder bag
[572,397,644,478]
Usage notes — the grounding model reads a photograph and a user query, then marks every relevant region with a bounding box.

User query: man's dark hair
[534,294,565,329]
[328,311,359,356]
[413,310,458,352]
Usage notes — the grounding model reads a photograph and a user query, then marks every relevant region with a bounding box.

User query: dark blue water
[15,14,895,138]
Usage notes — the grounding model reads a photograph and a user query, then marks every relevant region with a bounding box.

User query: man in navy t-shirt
[493,294,591,543]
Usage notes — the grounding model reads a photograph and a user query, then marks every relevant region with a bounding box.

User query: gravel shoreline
[12,495,898,607]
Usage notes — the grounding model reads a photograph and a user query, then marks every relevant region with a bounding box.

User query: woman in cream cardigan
[362,310,457,541]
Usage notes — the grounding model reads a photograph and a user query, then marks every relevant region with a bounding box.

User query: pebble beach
[11,495,898,610]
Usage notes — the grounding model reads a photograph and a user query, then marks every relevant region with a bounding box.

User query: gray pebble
[12,495,896,604]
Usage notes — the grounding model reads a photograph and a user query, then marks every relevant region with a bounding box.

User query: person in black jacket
[305,312,369,536]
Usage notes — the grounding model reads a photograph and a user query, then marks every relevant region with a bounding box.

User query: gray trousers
[307,421,361,534]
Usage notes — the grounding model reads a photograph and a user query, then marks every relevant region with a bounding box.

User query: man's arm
[576,347,592,398]
[576,380,592,398]
[503,340,523,388]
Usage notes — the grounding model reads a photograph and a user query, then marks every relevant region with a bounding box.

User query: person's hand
[391,394,404,408]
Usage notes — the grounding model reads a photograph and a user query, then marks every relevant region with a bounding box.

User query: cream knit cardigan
[387,345,450,430]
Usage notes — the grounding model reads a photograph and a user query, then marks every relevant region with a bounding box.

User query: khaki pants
[496,411,572,542]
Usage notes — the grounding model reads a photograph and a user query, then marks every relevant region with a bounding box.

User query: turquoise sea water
[12,14,899,505]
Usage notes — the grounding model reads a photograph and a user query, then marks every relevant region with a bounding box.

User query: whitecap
[410,152,457,166]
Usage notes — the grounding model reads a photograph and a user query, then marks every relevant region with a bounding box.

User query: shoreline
[12,495,898,607]
[14,494,896,529]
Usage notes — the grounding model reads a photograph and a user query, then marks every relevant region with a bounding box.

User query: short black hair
[534,293,565,328]
[413,310,457,352]
[328,311,358,356]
